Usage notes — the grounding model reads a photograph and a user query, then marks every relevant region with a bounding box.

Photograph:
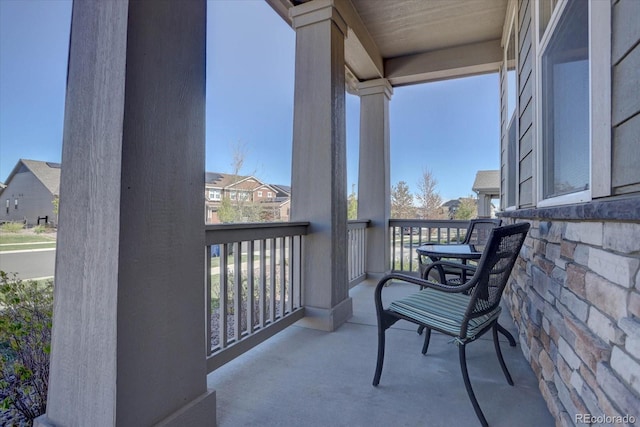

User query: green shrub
[0,223,24,233]
[0,272,53,423]
[32,225,46,234]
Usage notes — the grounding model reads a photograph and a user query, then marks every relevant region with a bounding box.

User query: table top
[416,243,482,259]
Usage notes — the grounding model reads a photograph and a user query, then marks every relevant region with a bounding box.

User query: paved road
[0,249,56,280]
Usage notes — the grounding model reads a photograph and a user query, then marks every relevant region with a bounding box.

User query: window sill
[498,195,640,221]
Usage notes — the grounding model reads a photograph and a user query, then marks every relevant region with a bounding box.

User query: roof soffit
[266,0,508,85]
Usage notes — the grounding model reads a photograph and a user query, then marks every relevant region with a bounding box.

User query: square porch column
[289,0,352,331]
[36,1,215,426]
[357,79,393,279]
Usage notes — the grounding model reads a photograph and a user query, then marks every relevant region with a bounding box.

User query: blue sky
[0,0,499,202]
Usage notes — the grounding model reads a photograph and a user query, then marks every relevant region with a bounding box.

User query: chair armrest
[422,260,477,280]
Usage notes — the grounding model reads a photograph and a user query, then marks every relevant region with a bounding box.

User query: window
[257,190,263,197]
[267,192,272,198]
[538,0,559,39]
[230,191,236,200]
[540,0,589,201]
[5,199,8,214]
[14,199,18,210]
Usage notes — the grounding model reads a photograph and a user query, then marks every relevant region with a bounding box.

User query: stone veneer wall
[500,198,640,427]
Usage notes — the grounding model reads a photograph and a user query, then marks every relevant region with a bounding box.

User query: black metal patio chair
[418,218,502,283]
[373,222,530,427]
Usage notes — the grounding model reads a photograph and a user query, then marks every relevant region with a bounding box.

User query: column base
[155,389,217,427]
[297,297,353,331]
[34,389,217,427]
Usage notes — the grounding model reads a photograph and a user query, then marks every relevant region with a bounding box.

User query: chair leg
[493,324,514,386]
[497,323,517,347]
[373,328,386,386]
[459,344,489,427]
[421,327,432,355]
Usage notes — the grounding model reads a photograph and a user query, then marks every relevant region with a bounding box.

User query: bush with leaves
[0,271,53,423]
[0,223,24,233]
[31,225,46,234]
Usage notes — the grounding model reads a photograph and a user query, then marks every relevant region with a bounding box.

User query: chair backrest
[462,218,502,249]
[463,222,530,332]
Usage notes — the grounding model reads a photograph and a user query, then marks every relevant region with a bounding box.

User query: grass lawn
[0,242,57,252]
[0,234,56,244]
[0,232,57,251]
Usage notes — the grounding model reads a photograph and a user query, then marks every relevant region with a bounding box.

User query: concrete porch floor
[207,279,554,427]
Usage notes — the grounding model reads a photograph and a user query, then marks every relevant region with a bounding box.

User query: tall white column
[357,79,393,278]
[477,194,491,218]
[289,1,352,331]
[36,1,215,426]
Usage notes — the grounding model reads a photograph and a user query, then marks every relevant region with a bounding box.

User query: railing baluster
[247,240,255,334]
[287,236,294,314]
[259,239,266,328]
[293,235,302,308]
[269,238,276,323]
[205,245,212,356]
[220,244,228,349]
[234,241,242,343]
[279,237,286,318]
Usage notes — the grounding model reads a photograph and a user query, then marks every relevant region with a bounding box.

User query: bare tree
[347,184,358,220]
[219,140,263,223]
[391,181,414,218]
[415,168,443,219]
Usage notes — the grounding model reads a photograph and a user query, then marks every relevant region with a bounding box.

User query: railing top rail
[347,219,371,229]
[389,219,470,227]
[205,221,310,244]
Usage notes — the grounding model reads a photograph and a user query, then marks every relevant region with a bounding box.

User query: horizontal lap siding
[612,0,640,195]
[518,0,533,207]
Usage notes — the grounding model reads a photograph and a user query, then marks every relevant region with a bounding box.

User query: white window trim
[502,1,518,210]
[534,0,611,208]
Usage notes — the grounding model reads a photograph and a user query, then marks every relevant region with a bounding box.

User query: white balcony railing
[389,219,470,274]
[347,220,369,287]
[204,218,467,372]
[205,222,308,372]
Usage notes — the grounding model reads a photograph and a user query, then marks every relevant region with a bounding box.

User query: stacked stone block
[502,217,640,426]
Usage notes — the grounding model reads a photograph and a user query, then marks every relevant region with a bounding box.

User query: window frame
[534,0,611,208]
[503,1,519,211]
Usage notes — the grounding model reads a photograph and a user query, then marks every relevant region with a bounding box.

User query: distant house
[472,170,500,218]
[441,199,461,219]
[204,172,288,223]
[259,184,291,222]
[0,159,60,226]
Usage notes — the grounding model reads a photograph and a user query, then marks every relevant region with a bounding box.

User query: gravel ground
[210,299,284,349]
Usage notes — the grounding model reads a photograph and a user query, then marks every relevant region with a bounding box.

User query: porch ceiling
[266,0,508,86]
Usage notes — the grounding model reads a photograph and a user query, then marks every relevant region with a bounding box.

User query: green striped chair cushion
[388,289,501,340]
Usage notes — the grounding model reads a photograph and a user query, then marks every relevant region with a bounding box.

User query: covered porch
[208,278,553,427]
[37,0,560,426]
